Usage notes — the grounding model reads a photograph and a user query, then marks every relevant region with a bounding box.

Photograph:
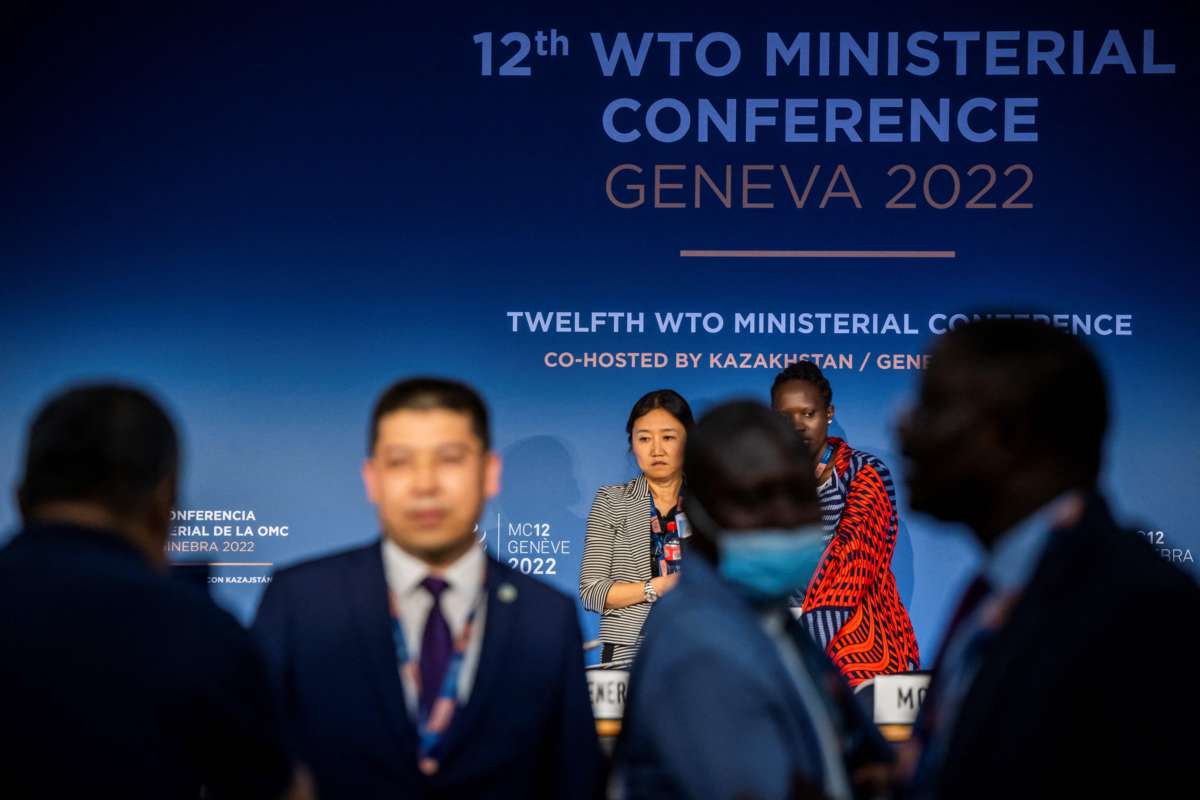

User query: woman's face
[630,408,686,481]
[772,379,833,460]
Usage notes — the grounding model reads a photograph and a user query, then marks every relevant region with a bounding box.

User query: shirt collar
[983,492,1078,593]
[381,536,486,596]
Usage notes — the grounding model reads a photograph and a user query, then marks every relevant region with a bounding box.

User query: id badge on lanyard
[650,494,688,575]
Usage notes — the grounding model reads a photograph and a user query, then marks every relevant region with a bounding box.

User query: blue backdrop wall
[3,1,1196,662]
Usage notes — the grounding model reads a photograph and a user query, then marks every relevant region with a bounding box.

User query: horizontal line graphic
[171,562,275,567]
[679,249,956,259]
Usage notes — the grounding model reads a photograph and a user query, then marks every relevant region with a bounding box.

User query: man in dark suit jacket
[0,384,305,799]
[616,401,890,800]
[254,377,601,799]
[897,318,1200,799]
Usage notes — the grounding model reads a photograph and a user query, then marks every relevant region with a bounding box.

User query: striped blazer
[579,475,656,647]
[796,437,920,685]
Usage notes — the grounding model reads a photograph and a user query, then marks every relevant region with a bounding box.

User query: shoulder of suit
[490,554,568,596]
[645,581,743,638]
[1084,523,1198,596]
[270,539,379,583]
[593,476,645,503]
[488,558,575,612]
[639,592,765,673]
[1028,518,1198,622]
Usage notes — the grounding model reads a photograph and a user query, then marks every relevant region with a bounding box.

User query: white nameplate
[873,673,931,725]
[586,668,629,720]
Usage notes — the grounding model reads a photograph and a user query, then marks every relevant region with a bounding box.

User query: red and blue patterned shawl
[795,437,921,686]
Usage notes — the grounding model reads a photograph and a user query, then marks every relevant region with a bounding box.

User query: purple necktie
[936,573,992,668]
[912,573,994,760]
[418,576,452,720]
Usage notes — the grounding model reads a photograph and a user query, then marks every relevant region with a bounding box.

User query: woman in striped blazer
[772,362,921,685]
[579,389,695,664]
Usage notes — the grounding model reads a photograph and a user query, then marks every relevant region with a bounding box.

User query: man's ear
[143,474,176,561]
[15,483,29,523]
[484,451,502,500]
[362,457,381,505]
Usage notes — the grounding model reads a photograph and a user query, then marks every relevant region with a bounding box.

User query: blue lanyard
[388,568,487,768]
[815,442,835,478]
[648,491,685,535]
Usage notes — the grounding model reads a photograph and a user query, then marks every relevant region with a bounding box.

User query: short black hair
[369,377,491,453]
[18,384,179,520]
[939,317,1109,485]
[684,400,816,555]
[625,389,695,445]
[685,400,812,510]
[771,361,833,408]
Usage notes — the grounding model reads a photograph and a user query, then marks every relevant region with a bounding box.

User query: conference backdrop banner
[3,1,1196,662]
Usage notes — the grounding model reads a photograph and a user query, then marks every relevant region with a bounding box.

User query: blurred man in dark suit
[616,400,890,800]
[898,318,1200,799]
[0,384,307,799]
[254,377,600,799]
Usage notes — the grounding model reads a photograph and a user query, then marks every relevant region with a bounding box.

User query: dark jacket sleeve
[546,597,603,799]
[197,605,295,799]
[252,571,294,724]
[621,643,798,800]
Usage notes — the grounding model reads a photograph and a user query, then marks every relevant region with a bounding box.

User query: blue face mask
[717,527,828,604]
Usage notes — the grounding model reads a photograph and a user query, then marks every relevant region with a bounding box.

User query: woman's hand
[651,572,680,597]
[602,572,681,609]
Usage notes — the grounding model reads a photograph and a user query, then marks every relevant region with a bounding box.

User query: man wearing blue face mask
[614,401,891,800]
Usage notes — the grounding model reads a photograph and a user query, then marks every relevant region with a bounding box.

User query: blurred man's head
[898,318,1108,544]
[684,401,823,602]
[362,377,499,568]
[17,384,180,565]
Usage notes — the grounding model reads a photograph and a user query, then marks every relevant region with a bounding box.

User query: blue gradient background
[3,1,1196,661]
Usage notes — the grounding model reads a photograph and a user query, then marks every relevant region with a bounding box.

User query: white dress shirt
[381,539,487,717]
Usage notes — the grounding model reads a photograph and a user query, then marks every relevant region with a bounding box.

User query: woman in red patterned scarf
[771,362,920,685]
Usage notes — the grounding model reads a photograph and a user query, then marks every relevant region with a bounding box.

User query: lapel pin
[497,583,518,603]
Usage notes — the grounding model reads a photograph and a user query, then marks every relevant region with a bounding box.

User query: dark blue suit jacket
[617,555,887,800]
[0,523,293,799]
[253,540,600,799]
[909,495,1200,800]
